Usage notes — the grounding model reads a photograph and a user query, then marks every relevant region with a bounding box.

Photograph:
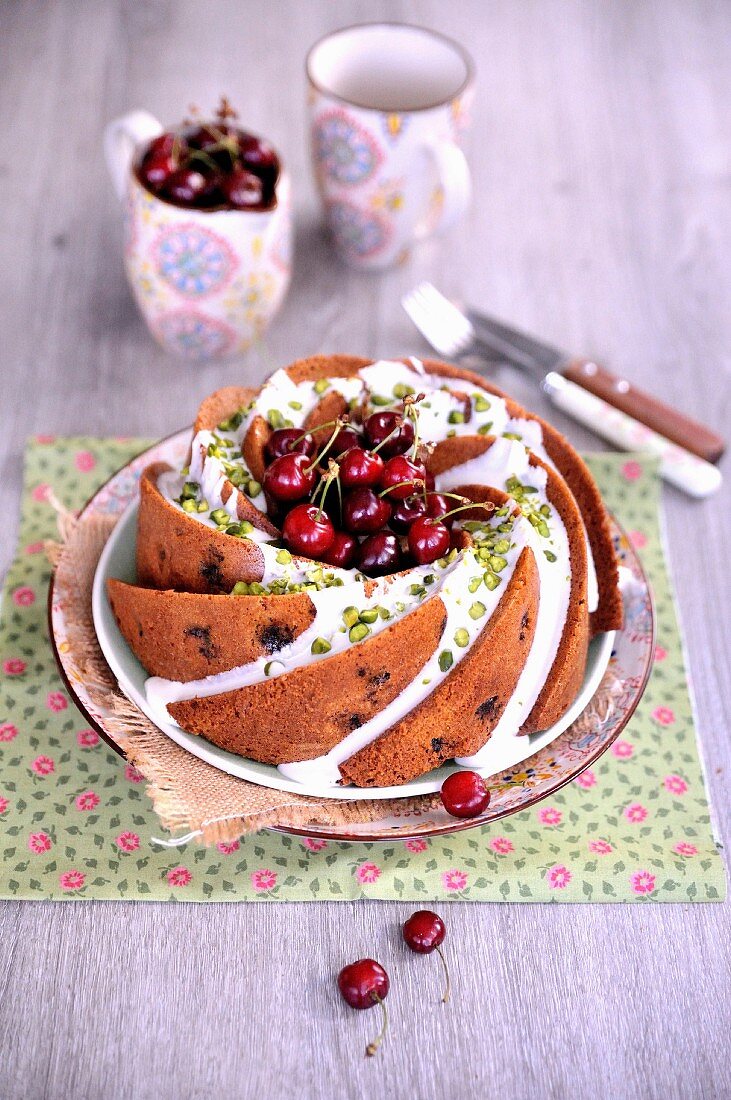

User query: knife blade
[465,306,726,464]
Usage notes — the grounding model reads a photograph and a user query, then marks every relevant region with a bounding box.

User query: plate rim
[47,429,656,841]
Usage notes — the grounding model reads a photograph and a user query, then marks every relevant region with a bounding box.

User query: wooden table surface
[1,2,730,1097]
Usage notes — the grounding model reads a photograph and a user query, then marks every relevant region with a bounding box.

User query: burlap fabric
[48,507,440,845]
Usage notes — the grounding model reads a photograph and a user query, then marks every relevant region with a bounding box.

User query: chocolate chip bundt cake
[107,355,623,788]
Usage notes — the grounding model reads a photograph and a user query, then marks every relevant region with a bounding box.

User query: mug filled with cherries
[104,97,291,361]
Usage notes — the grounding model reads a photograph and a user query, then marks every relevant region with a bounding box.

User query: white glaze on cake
[146,359,597,786]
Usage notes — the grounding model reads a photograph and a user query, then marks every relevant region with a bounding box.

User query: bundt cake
[106,355,623,788]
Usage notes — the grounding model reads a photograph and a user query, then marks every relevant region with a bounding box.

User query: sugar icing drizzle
[147,359,599,787]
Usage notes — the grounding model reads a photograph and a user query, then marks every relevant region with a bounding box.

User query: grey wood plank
[0,1,729,1098]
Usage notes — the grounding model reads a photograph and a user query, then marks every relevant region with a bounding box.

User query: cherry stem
[379,479,425,499]
[370,421,404,456]
[428,500,494,526]
[435,945,451,1004]
[313,460,340,521]
[365,993,388,1057]
[403,393,424,460]
[305,418,349,474]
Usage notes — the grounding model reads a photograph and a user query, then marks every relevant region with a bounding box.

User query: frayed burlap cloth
[49,507,440,845]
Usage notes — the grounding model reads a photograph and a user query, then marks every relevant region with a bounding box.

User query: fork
[401,282,722,498]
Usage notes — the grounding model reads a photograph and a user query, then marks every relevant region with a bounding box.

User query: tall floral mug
[104,111,292,361]
[307,23,474,270]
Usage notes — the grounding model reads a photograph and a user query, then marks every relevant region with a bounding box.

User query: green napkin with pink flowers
[0,438,724,902]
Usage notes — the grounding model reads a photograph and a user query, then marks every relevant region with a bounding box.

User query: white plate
[92,487,614,801]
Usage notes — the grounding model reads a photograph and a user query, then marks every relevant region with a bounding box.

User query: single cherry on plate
[321,529,357,569]
[337,958,390,1057]
[407,516,451,565]
[402,910,451,1003]
[440,770,491,819]
[282,503,334,558]
[264,427,315,463]
[342,487,391,534]
[363,411,414,458]
[357,532,401,577]
[339,447,384,489]
[379,455,426,501]
[263,452,316,502]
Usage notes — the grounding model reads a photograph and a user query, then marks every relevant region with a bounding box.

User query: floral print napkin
[0,439,725,902]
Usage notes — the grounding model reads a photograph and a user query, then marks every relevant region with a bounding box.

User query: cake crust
[107,579,317,682]
[167,595,448,764]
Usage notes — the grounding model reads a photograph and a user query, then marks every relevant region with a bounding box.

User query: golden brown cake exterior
[340,547,539,787]
[107,580,316,681]
[167,596,447,764]
[112,353,623,788]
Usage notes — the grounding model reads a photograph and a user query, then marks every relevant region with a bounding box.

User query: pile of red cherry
[136,96,280,211]
[261,403,463,577]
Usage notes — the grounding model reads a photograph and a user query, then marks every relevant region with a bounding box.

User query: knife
[464,305,725,464]
[402,282,723,498]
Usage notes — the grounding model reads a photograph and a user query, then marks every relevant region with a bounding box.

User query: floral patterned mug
[307,23,474,270]
[104,110,292,361]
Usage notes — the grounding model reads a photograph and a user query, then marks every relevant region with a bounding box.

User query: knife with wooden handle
[542,372,722,498]
[562,359,725,464]
[466,307,726,465]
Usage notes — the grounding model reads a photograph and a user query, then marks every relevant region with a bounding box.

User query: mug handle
[104,110,164,201]
[418,139,472,235]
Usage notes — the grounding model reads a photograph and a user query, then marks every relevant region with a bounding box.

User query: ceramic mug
[306,23,474,270]
[104,110,292,361]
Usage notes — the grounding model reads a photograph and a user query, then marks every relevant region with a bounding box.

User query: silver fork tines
[402,282,477,358]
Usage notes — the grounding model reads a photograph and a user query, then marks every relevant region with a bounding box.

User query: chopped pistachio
[477,422,494,436]
[378,606,392,620]
[247,479,262,497]
[446,428,457,438]
[311,637,332,655]
[268,408,285,430]
[483,572,501,591]
[544,549,558,563]
[502,431,522,441]
[275,549,292,565]
[454,627,470,648]
[342,606,360,628]
[474,394,491,412]
[438,649,453,672]
[288,400,303,411]
[393,382,415,399]
[490,555,508,572]
[196,500,209,513]
[210,508,230,526]
[313,378,330,395]
[349,622,370,643]
[447,410,465,425]
[231,581,249,595]
[468,576,482,593]
[181,481,199,500]
[217,409,244,432]
[181,498,196,513]
[359,608,378,624]
[370,393,392,407]
[469,601,486,619]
